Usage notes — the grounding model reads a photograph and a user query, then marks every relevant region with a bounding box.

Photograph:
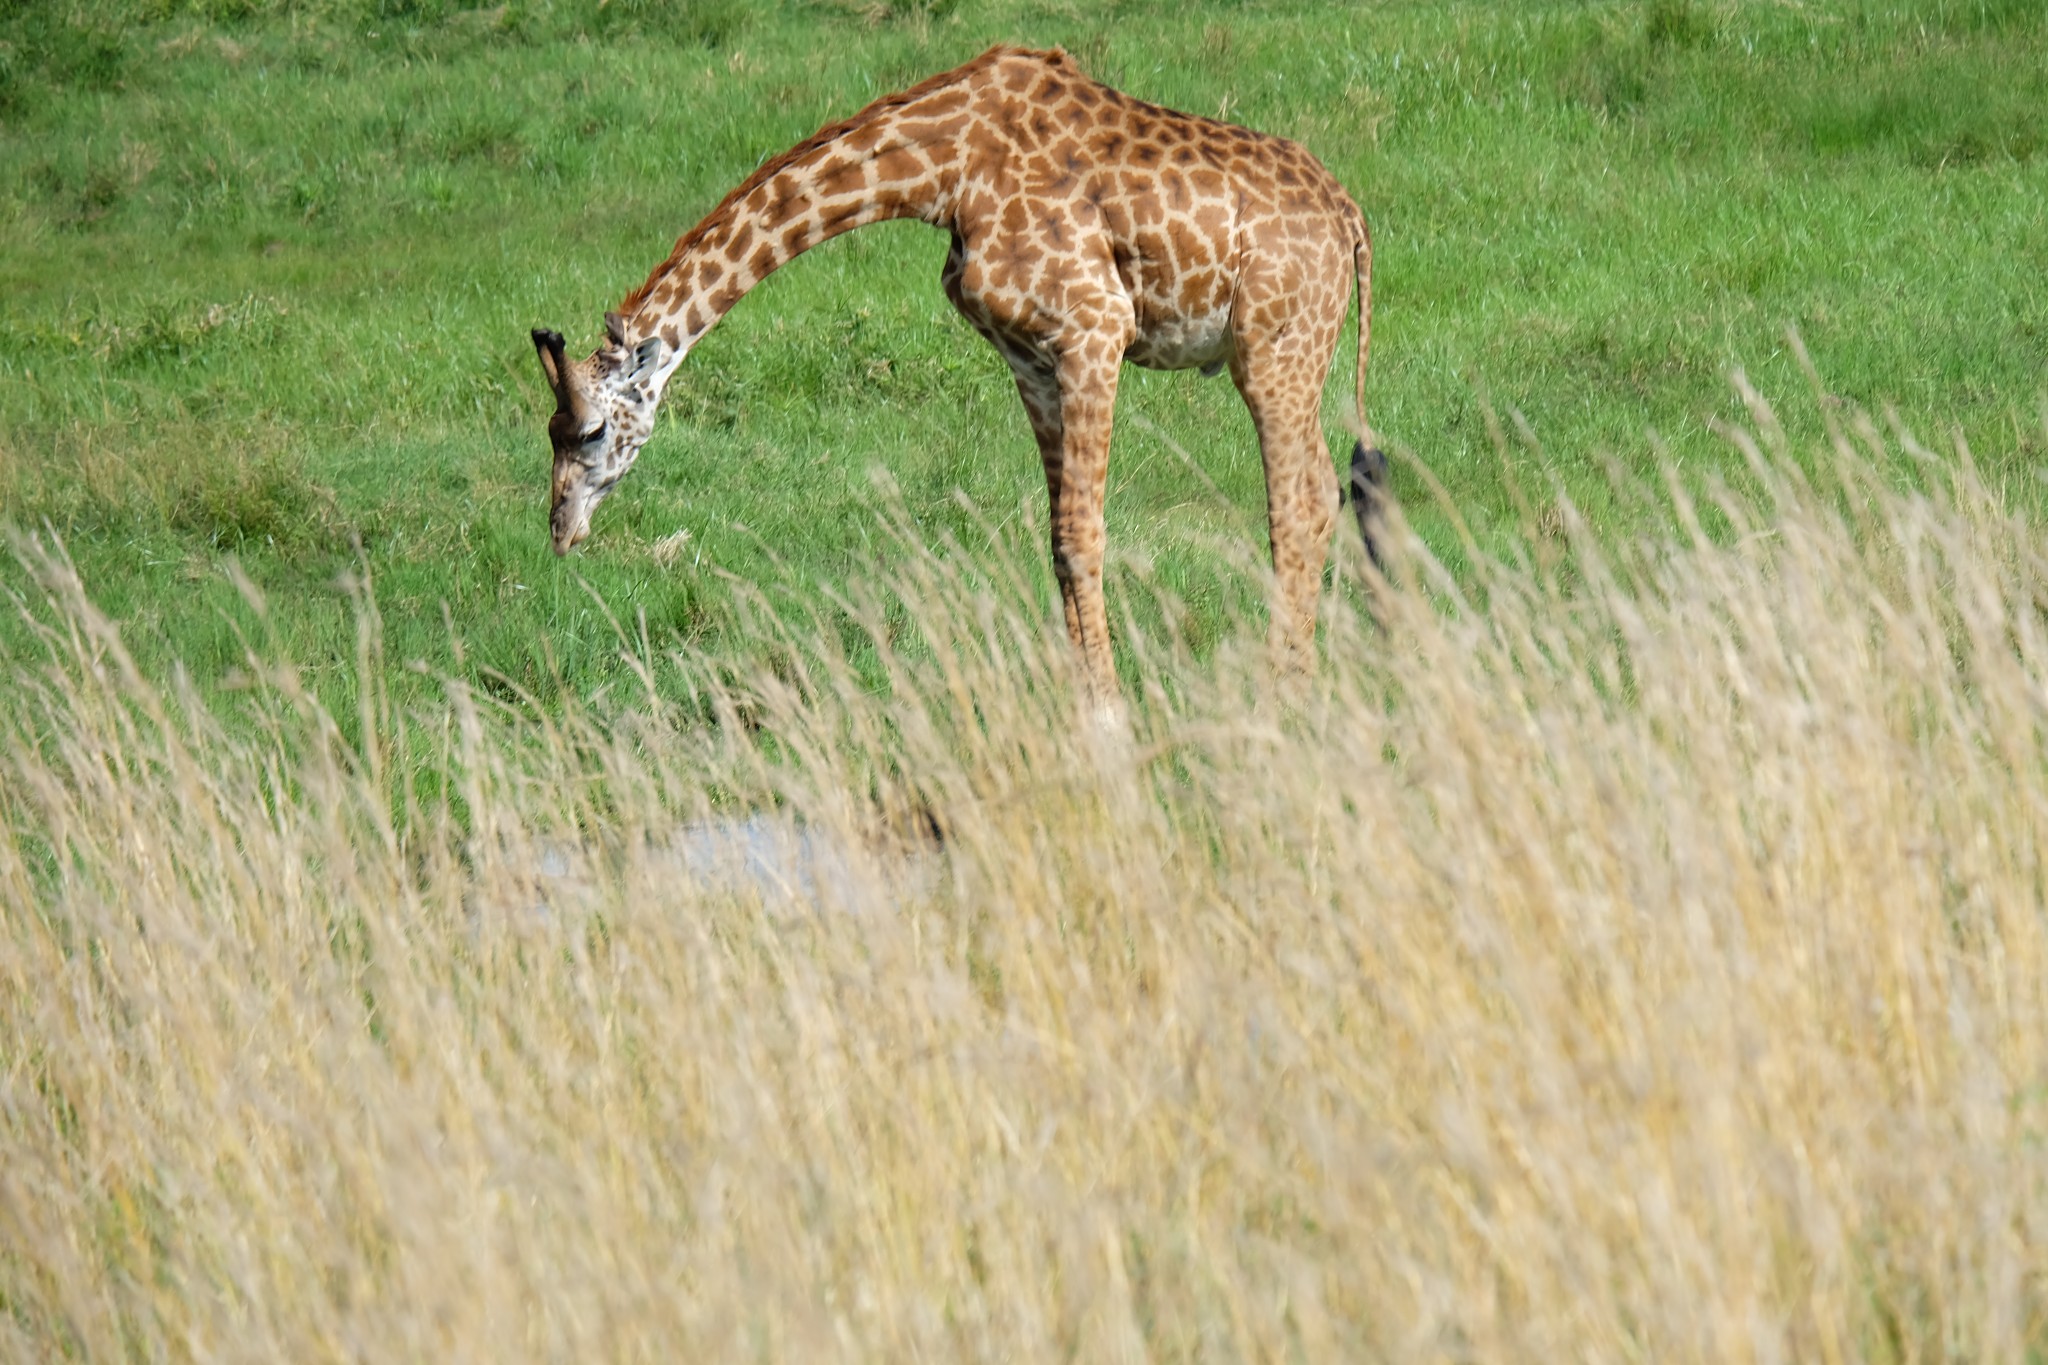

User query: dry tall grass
[5,390,2048,1362]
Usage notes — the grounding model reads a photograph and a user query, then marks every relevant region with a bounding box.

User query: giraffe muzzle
[552,503,592,555]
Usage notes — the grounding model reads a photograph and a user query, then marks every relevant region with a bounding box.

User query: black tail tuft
[1345,441,1391,570]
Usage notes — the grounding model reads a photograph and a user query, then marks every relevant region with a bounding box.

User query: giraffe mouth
[552,509,592,555]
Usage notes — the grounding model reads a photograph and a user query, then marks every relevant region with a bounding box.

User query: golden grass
[4,390,2047,1362]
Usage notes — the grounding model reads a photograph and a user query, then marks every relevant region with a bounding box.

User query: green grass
[2,0,2046,716]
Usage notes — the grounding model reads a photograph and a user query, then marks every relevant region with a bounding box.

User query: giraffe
[531,44,1386,706]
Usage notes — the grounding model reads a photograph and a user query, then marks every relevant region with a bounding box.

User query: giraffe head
[530,313,673,554]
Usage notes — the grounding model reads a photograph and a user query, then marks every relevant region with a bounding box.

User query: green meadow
[1,0,2044,710]
[13,6,2048,1357]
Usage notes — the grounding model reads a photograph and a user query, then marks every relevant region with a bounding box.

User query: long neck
[617,79,972,360]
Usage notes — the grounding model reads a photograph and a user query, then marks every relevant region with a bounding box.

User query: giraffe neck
[616,79,973,366]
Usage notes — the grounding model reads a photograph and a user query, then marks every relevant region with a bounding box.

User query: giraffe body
[532,45,1384,703]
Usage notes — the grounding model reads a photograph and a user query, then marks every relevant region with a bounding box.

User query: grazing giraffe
[532,44,1386,706]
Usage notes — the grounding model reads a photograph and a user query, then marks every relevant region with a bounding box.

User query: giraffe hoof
[1085,697,1129,741]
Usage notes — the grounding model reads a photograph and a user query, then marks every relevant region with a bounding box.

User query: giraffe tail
[1343,209,1391,570]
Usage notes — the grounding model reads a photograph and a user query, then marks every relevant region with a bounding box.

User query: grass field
[6,1,2048,1359]
[2,0,2045,711]
[9,402,2048,1359]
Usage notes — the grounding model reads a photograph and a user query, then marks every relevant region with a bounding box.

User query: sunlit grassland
[1,0,2045,715]
[7,4,2048,1356]
[7,395,2048,1358]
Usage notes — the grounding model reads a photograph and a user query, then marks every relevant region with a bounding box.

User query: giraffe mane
[618,44,1060,321]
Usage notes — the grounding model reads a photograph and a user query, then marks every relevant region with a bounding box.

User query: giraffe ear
[626,335,665,383]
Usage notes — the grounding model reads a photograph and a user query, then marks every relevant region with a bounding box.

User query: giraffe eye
[581,421,608,446]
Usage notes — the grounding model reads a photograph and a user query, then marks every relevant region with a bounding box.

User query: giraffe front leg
[1044,348,1123,712]
[1002,340,1123,712]
[1004,360,1080,647]
[1003,351,1105,716]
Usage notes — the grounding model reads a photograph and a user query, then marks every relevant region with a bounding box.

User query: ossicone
[531,327,571,406]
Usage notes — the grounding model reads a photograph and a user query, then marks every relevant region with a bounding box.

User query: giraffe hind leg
[1229,366,1340,676]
